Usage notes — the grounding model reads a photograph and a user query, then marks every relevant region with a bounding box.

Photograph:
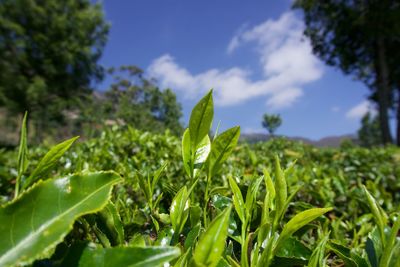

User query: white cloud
[346,101,376,119]
[148,12,323,109]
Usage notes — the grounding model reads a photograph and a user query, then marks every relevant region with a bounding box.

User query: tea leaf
[15,112,28,198]
[193,206,232,267]
[189,90,213,148]
[170,186,190,235]
[363,186,388,243]
[182,128,192,177]
[308,233,329,267]
[275,208,332,253]
[380,213,400,267]
[0,171,122,267]
[97,201,125,246]
[23,136,79,189]
[207,126,240,177]
[79,246,180,267]
[182,129,211,178]
[274,156,287,225]
[228,175,245,223]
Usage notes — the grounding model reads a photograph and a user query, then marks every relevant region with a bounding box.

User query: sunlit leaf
[170,186,190,235]
[0,171,122,267]
[79,246,180,267]
[207,126,240,177]
[189,90,213,148]
[275,208,332,253]
[274,156,287,225]
[193,206,231,267]
[23,136,79,189]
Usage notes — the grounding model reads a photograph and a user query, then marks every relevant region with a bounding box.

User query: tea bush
[0,91,399,266]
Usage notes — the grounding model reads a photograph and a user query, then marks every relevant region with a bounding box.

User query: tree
[79,66,183,136]
[262,113,282,136]
[358,112,382,147]
[293,0,400,145]
[0,0,109,138]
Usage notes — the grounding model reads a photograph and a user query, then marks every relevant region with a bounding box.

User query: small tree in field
[262,113,282,136]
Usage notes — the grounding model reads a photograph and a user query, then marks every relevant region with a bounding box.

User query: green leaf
[170,186,190,235]
[193,206,232,267]
[182,128,192,177]
[216,258,231,267]
[17,112,28,177]
[174,248,192,267]
[380,213,400,267]
[207,126,240,177]
[182,129,211,178]
[79,246,180,267]
[245,176,263,220]
[275,236,312,260]
[184,223,201,250]
[308,233,329,267]
[137,171,151,204]
[190,205,202,227]
[389,241,400,267]
[97,201,125,246]
[275,208,332,253]
[229,176,245,223]
[154,227,174,246]
[0,171,122,267]
[23,136,79,189]
[363,185,388,244]
[366,227,382,267]
[152,162,168,193]
[15,112,28,198]
[263,169,276,207]
[327,241,369,267]
[274,156,287,225]
[193,134,211,177]
[189,90,213,148]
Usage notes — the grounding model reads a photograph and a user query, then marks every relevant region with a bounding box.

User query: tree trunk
[375,37,393,144]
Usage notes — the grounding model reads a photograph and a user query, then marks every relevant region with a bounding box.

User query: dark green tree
[0,0,109,138]
[358,112,382,147]
[294,0,400,145]
[262,113,282,136]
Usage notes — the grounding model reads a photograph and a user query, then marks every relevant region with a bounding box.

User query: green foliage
[0,91,399,266]
[79,246,180,267]
[23,136,79,189]
[262,113,282,136]
[193,206,232,267]
[0,171,122,267]
[0,0,109,136]
[358,112,382,147]
[86,66,183,136]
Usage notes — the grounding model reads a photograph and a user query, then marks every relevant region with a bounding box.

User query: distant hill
[240,133,357,147]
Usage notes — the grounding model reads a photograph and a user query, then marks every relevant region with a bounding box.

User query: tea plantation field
[0,92,399,267]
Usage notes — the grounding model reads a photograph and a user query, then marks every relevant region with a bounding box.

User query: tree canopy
[76,66,183,137]
[0,0,109,135]
[294,0,400,145]
[262,113,282,136]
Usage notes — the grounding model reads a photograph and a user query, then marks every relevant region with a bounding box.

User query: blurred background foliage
[0,0,183,146]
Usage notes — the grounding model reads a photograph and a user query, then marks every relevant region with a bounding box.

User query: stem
[14,175,21,199]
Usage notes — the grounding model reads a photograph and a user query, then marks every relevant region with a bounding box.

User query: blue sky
[99,1,374,140]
